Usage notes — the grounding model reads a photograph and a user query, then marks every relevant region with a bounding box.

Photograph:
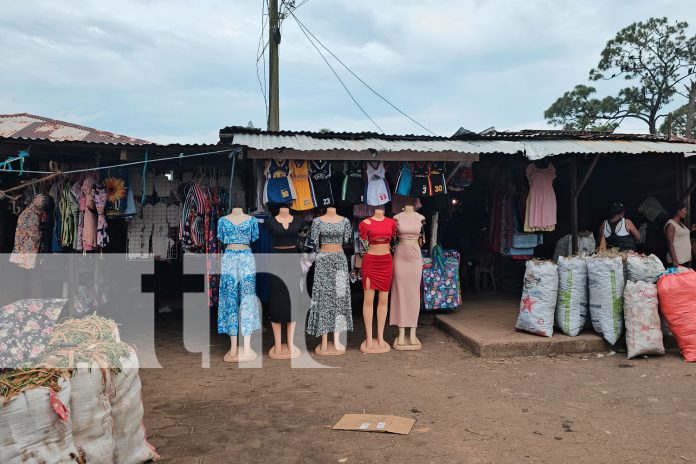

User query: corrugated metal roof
[226,128,696,160]
[0,113,151,146]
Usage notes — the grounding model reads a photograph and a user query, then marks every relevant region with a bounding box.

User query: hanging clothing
[524,163,557,232]
[81,177,98,251]
[342,161,364,204]
[72,182,84,252]
[665,219,692,265]
[217,217,261,336]
[180,183,208,250]
[395,162,413,197]
[410,162,430,197]
[306,218,353,336]
[289,161,315,211]
[365,161,391,206]
[428,162,447,196]
[263,160,295,205]
[93,182,109,248]
[390,213,424,327]
[9,195,50,269]
[104,168,131,217]
[309,160,334,207]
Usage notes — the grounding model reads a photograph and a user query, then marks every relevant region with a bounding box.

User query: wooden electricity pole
[268,0,280,131]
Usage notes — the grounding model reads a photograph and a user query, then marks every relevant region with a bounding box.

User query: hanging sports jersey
[289,160,315,211]
[448,165,474,191]
[309,160,334,207]
[395,162,413,197]
[342,161,364,204]
[410,162,430,197]
[365,161,391,206]
[428,161,448,196]
[263,160,295,205]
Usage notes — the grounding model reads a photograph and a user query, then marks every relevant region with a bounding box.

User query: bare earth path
[141,316,696,464]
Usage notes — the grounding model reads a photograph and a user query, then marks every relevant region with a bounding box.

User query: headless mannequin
[269,207,301,360]
[393,205,424,350]
[315,207,348,356]
[223,207,258,363]
[359,207,391,354]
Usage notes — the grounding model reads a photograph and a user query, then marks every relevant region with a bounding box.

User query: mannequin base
[268,344,301,360]
[224,349,258,363]
[393,337,422,351]
[314,344,346,356]
[360,339,391,354]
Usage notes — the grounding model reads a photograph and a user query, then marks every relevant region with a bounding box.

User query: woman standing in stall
[598,202,641,252]
[664,201,696,268]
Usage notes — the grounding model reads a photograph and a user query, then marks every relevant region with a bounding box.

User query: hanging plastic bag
[422,246,461,311]
[623,281,664,359]
[555,256,588,336]
[516,260,558,337]
[626,254,665,284]
[587,256,625,345]
[657,268,696,362]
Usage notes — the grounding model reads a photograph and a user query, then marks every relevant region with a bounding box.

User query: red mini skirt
[362,253,394,291]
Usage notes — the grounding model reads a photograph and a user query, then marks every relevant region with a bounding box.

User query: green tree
[545,17,696,134]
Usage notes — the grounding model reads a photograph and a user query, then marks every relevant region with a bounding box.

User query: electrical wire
[0,149,236,176]
[291,12,437,136]
[292,11,384,133]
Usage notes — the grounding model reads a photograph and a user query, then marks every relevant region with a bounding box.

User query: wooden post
[429,212,439,254]
[571,157,578,254]
[267,0,280,131]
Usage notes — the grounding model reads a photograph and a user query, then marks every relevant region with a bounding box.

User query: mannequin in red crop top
[358,208,396,354]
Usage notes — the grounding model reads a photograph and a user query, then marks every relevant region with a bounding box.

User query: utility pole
[268,0,280,131]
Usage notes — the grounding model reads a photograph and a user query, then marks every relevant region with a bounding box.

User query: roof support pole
[571,155,600,253]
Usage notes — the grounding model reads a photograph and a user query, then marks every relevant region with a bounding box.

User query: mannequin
[358,207,396,354]
[391,204,425,350]
[267,207,302,360]
[218,207,261,363]
[306,207,353,356]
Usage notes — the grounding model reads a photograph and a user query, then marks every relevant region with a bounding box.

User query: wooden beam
[571,157,579,254]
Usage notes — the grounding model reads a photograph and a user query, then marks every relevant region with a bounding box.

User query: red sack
[657,269,696,362]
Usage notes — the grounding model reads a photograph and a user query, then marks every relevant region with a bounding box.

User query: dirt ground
[141,315,696,464]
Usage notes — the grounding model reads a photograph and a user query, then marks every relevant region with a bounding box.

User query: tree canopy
[545,17,696,134]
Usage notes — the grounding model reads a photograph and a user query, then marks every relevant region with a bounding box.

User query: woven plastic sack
[516,260,558,337]
[0,378,80,464]
[552,234,596,262]
[555,256,588,336]
[623,281,664,359]
[587,256,625,345]
[112,347,159,463]
[657,269,696,362]
[71,364,116,463]
[626,254,665,284]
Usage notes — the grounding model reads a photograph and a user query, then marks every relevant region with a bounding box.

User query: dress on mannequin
[390,212,424,328]
[266,214,304,323]
[359,216,397,291]
[306,217,353,336]
[217,216,261,336]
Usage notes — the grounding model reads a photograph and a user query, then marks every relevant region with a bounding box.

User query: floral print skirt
[306,251,353,337]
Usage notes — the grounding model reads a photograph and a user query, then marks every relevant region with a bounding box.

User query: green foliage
[659,104,696,138]
[546,17,696,134]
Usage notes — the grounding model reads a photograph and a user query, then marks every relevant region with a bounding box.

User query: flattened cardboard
[332,414,416,435]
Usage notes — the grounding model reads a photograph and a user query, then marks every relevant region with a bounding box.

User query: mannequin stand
[360,339,391,354]
[314,333,346,356]
[224,335,258,363]
[393,327,422,351]
[268,344,301,360]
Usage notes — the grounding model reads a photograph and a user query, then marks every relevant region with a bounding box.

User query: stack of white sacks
[516,253,666,359]
[0,325,158,464]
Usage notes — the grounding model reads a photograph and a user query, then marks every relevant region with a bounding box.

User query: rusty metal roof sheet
[0,113,151,146]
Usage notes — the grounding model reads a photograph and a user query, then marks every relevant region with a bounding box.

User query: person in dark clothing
[598,202,641,252]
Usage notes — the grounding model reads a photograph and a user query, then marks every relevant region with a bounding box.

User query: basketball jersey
[263,160,295,205]
[410,162,430,197]
[342,161,364,204]
[428,161,447,196]
[395,162,412,197]
[289,160,315,211]
[365,161,391,206]
[309,160,334,207]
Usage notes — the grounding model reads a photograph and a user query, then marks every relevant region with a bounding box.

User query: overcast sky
[1,0,694,143]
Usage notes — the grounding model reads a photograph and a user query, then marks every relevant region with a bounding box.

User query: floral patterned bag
[422,246,461,311]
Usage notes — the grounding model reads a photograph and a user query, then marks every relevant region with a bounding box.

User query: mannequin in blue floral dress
[217,208,261,362]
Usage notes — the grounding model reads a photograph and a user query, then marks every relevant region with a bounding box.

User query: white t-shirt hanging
[365,161,391,206]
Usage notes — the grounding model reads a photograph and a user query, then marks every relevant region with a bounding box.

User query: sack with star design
[516,260,558,337]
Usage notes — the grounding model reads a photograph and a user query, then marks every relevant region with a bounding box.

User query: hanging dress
[524,163,557,232]
[309,160,334,207]
[289,160,315,211]
[263,160,296,205]
[395,162,413,197]
[365,161,391,206]
[9,195,50,270]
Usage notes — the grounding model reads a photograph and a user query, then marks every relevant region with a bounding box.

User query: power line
[291,11,384,133]
[291,12,437,136]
